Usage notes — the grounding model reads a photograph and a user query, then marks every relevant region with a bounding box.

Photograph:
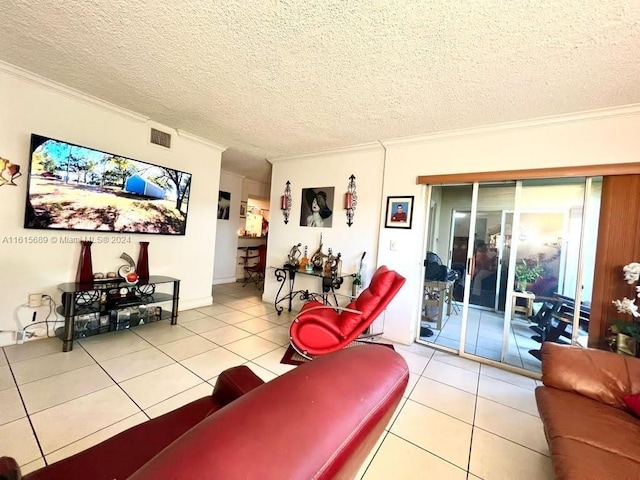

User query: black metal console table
[272,265,352,315]
[57,275,180,352]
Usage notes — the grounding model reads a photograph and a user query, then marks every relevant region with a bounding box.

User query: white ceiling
[1,1,639,183]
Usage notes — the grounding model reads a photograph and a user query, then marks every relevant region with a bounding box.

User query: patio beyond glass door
[462,183,516,364]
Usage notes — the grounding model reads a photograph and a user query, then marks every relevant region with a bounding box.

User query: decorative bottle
[137,242,150,279]
[299,246,309,270]
[76,241,94,283]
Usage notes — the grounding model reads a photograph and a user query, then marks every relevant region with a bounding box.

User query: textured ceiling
[1,1,639,183]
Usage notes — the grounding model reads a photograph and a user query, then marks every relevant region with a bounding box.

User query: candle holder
[345,174,357,227]
[281,180,292,224]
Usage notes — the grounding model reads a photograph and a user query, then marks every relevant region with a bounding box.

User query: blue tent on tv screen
[124,174,165,199]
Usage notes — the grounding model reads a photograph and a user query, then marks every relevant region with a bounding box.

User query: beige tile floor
[0,283,554,479]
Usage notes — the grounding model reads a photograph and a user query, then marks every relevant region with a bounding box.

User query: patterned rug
[280,340,395,366]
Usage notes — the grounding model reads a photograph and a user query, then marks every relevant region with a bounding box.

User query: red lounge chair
[290,265,406,358]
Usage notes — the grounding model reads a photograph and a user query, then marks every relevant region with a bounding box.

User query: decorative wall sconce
[281,180,292,224]
[0,157,22,187]
[345,174,357,227]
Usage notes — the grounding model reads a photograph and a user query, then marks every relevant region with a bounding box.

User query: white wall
[0,63,225,346]
[266,145,385,314]
[213,171,243,284]
[242,178,270,201]
[379,108,640,343]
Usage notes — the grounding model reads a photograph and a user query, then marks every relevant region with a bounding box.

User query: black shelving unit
[57,275,180,352]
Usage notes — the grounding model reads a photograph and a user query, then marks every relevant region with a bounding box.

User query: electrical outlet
[390,240,397,251]
[28,294,43,308]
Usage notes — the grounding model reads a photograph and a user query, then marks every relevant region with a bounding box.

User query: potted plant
[514,257,543,292]
[515,257,543,292]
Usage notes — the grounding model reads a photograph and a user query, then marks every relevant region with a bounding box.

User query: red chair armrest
[212,366,265,406]
[0,457,20,480]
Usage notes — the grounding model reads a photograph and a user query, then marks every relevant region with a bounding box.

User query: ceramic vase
[76,241,94,283]
[137,241,150,279]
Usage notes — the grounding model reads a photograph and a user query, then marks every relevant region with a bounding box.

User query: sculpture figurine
[324,248,335,275]
[286,243,302,267]
[311,233,326,270]
[331,252,342,276]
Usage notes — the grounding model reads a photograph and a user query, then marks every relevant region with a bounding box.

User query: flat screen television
[24,134,192,235]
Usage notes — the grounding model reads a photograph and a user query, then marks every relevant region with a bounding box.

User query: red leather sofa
[1,344,408,480]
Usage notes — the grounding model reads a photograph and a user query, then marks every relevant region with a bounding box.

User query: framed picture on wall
[240,201,247,218]
[299,187,335,228]
[385,196,414,229]
[217,191,231,220]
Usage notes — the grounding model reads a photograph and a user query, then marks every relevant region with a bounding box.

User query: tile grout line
[472,425,551,458]
[3,349,48,467]
[465,364,483,477]
[74,341,153,419]
[386,431,469,475]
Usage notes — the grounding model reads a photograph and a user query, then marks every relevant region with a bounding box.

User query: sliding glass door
[420,177,601,375]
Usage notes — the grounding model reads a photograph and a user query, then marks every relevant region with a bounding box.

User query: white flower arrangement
[623,262,640,285]
[612,262,640,343]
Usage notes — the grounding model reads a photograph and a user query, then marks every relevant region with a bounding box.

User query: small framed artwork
[217,191,231,220]
[385,196,414,229]
[240,201,247,218]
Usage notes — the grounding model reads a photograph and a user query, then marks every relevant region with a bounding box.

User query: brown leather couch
[1,344,408,480]
[536,342,640,480]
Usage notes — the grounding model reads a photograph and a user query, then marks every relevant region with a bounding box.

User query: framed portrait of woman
[300,187,334,228]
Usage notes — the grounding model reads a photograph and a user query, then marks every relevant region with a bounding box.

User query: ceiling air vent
[150,128,171,149]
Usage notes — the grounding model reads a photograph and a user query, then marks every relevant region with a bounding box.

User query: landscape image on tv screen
[25,134,192,235]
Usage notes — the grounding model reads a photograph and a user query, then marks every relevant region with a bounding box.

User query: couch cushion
[536,386,640,467]
[548,437,640,480]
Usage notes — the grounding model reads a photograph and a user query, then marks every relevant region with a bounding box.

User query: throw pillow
[623,393,640,417]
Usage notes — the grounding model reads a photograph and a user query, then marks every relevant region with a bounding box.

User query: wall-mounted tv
[24,134,192,235]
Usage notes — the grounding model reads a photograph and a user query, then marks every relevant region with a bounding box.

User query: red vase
[76,241,94,283]
[137,242,150,279]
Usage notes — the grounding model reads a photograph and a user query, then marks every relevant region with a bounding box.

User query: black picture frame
[385,196,414,229]
[299,186,335,228]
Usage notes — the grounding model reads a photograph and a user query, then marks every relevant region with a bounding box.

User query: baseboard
[0,331,15,348]
[213,277,238,285]
[179,296,213,311]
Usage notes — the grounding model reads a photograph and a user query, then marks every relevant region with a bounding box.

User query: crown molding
[382,104,640,147]
[220,169,245,180]
[268,142,382,164]
[0,60,149,122]
[177,130,227,152]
